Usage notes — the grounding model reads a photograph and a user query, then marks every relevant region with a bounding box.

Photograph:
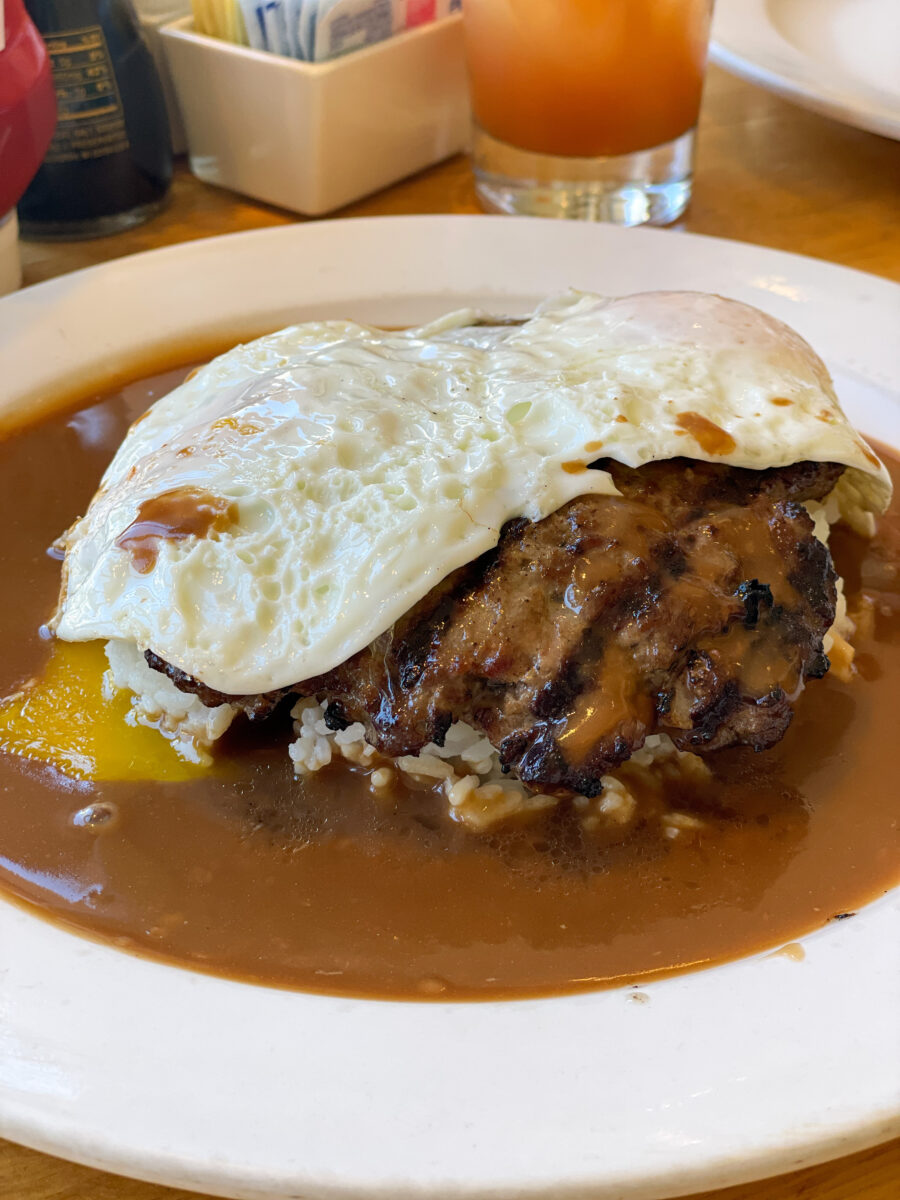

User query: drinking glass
[462,0,714,224]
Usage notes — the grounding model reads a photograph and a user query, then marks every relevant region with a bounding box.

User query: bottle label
[42,26,130,164]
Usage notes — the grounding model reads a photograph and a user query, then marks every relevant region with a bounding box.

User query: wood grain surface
[6,62,900,1200]
[19,68,900,287]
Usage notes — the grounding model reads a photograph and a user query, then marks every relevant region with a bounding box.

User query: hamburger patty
[147,459,842,797]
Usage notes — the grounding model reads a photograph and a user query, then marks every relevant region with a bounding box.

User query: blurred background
[2,0,898,292]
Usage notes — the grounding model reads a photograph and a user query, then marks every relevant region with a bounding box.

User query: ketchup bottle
[17,0,172,239]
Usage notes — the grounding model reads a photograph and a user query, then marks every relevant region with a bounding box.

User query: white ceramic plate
[710,0,900,141]
[1,217,898,1200]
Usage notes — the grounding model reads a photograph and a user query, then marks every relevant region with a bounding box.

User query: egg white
[53,291,891,695]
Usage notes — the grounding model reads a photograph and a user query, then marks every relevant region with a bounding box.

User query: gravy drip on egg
[115,487,237,574]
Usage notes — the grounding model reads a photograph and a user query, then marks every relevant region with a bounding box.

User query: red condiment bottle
[0,0,57,217]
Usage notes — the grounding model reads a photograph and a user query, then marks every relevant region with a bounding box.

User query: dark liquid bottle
[18,0,173,239]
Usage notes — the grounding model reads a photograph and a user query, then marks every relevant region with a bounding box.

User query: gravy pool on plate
[0,356,898,1000]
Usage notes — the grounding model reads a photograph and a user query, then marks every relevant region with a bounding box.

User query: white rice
[103,639,237,765]
[805,498,855,677]
[826,470,878,539]
[287,699,709,835]
[287,698,555,832]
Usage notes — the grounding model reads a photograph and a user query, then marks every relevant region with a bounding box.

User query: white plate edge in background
[710,0,900,141]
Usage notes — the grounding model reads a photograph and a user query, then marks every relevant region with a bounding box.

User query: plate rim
[710,0,900,141]
[1,214,898,1200]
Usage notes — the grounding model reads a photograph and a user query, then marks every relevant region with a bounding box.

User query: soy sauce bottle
[18,0,172,238]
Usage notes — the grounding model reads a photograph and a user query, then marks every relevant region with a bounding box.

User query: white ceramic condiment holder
[160,15,470,216]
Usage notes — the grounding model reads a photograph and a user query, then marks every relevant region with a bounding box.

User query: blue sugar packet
[284,0,304,57]
[314,1,462,60]
[297,0,318,59]
[236,0,293,54]
[237,0,458,61]
[237,0,270,50]
[263,0,291,55]
[313,0,393,61]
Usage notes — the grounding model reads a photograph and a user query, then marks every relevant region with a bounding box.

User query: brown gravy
[675,411,738,456]
[115,487,237,574]
[0,364,898,1001]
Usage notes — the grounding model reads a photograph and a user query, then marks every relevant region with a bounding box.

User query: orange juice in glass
[462,0,714,224]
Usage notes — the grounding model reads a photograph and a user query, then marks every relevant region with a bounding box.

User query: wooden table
[18,67,900,286]
[6,63,900,1200]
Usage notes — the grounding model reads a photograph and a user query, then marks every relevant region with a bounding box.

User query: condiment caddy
[160,11,469,215]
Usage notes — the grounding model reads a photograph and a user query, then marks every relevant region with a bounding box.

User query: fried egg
[52,290,892,697]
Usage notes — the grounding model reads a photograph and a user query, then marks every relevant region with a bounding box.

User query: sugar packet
[191,0,248,44]
[218,0,460,61]
[313,0,461,61]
